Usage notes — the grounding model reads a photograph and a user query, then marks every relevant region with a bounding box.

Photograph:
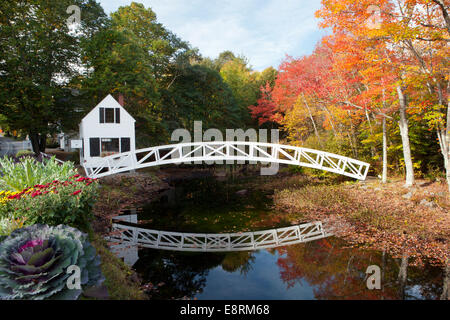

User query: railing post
[131,151,138,171]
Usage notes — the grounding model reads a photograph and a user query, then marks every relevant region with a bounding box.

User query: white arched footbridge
[108,219,332,253]
[83,141,370,180]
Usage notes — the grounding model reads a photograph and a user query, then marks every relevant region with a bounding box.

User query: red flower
[72,190,82,196]
[31,191,41,198]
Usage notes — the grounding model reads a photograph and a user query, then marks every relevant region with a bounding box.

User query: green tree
[220,59,259,126]
[0,0,107,153]
[110,2,198,87]
[161,64,241,133]
[76,27,163,146]
[77,2,201,144]
[256,67,278,89]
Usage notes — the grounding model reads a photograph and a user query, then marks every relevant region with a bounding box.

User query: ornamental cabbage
[0,224,104,300]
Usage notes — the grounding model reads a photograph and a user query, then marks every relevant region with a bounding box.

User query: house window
[89,138,100,157]
[105,108,115,123]
[101,138,120,157]
[121,137,130,153]
[88,137,131,158]
[99,108,121,124]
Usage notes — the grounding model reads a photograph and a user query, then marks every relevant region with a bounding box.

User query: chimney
[118,93,124,107]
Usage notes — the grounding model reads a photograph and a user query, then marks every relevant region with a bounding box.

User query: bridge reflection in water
[107,214,333,266]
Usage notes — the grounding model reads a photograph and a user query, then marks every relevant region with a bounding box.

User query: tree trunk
[382,117,388,183]
[29,131,47,154]
[322,106,338,136]
[434,81,450,194]
[432,0,450,35]
[365,108,377,158]
[381,250,386,299]
[348,111,359,158]
[441,260,449,300]
[303,95,321,147]
[398,252,409,300]
[396,85,415,187]
[446,83,450,193]
[346,131,357,159]
[381,89,389,184]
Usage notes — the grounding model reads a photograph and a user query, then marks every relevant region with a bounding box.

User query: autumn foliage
[250,0,449,189]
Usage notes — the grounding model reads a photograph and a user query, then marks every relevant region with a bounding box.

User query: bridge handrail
[95,141,369,166]
[83,141,370,180]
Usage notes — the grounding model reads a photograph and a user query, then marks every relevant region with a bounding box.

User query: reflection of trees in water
[441,263,449,300]
[276,238,444,300]
[398,252,408,300]
[155,176,243,209]
[134,250,223,299]
[139,175,273,233]
[134,249,257,299]
[405,258,447,300]
[221,251,256,275]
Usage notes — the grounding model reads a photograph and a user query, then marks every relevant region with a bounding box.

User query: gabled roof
[81,94,136,122]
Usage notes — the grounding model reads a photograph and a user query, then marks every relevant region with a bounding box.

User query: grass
[90,234,147,300]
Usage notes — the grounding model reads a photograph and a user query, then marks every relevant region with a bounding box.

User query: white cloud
[99,0,328,70]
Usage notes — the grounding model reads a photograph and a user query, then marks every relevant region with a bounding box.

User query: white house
[79,94,136,166]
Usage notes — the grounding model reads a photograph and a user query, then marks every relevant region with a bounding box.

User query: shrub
[0,156,77,192]
[0,216,27,238]
[68,150,80,165]
[15,150,35,157]
[0,224,104,300]
[0,175,99,231]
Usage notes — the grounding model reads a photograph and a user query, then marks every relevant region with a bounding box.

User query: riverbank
[271,175,449,267]
[92,170,169,233]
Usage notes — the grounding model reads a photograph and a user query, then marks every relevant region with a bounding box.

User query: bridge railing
[83,141,370,180]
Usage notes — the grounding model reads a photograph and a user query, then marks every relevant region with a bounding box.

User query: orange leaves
[249,83,278,126]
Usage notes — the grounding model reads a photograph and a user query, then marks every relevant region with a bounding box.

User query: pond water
[113,174,446,300]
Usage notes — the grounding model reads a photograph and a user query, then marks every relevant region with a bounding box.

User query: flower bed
[0,156,78,192]
[0,175,99,231]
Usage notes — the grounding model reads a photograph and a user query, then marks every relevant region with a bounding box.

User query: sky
[99,0,329,71]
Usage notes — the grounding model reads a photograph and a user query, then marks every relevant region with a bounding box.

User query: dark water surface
[116,175,447,300]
